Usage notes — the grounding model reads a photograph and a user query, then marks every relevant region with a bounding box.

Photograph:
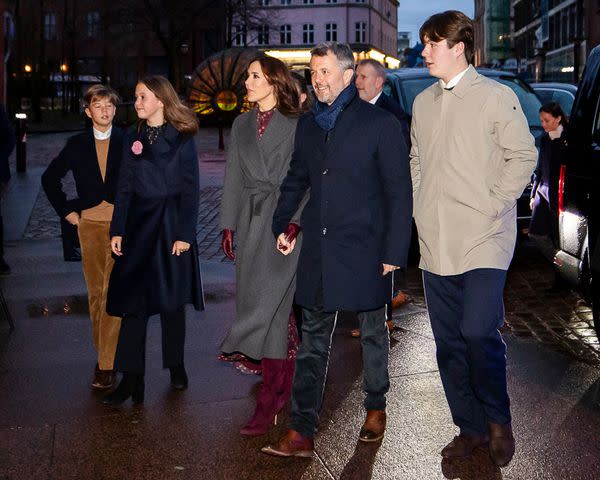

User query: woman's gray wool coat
[219,110,304,360]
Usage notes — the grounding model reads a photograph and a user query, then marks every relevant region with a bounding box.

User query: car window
[398,77,438,115]
[550,90,575,116]
[496,77,542,128]
[535,89,554,104]
[383,80,394,99]
[594,95,600,144]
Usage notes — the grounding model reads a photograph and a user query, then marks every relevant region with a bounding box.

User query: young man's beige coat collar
[432,64,478,101]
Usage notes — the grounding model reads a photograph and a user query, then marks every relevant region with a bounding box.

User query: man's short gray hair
[358,59,386,80]
[310,42,355,72]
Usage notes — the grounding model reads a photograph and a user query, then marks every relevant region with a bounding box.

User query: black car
[384,67,543,232]
[531,82,578,116]
[554,45,600,337]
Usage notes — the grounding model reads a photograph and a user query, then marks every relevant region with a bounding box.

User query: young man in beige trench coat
[410,11,538,467]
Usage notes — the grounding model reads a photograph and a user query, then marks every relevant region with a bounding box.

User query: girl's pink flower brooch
[131,140,143,155]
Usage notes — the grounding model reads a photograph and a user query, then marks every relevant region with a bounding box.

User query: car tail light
[558,164,566,216]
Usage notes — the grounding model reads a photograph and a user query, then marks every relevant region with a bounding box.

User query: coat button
[322,228,327,235]
[322,169,328,175]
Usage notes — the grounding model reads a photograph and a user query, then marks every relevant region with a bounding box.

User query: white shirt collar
[369,91,383,105]
[93,126,112,140]
[548,124,564,140]
[439,66,470,90]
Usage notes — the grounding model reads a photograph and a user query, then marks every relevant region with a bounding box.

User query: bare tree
[110,0,224,91]
[225,0,280,48]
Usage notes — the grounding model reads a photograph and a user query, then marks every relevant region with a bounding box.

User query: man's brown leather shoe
[359,409,386,442]
[488,422,515,467]
[391,291,409,308]
[441,433,489,458]
[92,370,116,390]
[261,429,314,458]
[350,320,395,338]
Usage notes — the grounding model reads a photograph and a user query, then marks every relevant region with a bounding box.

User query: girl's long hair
[249,56,302,117]
[138,75,199,134]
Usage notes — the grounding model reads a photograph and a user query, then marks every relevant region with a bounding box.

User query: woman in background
[529,102,569,292]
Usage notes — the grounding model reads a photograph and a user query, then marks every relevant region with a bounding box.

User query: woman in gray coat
[219,56,304,436]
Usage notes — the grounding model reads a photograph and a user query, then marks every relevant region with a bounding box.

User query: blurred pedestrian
[262,42,412,458]
[41,85,124,389]
[529,102,569,292]
[352,58,412,338]
[0,103,15,275]
[291,71,314,112]
[412,11,537,467]
[219,56,305,436]
[102,76,203,406]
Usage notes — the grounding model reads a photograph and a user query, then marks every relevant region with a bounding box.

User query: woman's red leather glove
[221,229,235,260]
[284,223,301,242]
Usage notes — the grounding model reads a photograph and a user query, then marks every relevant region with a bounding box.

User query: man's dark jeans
[289,296,389,439]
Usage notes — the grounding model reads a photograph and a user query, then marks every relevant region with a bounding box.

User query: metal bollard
[15,113,27,173]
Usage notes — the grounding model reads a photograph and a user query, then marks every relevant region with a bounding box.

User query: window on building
[257,25,270,45]
[325,23,337,42]
[326,0,338,3]
[43,12,56,40]
[233,24,246,46]
[260,0,270,5]
[86,11,101,38]
[304,0,314,4]
[280,0,291,4]
[280,24,292,44]
[355,22,366,43]
[355,0,366,3]
[303,24,314,44]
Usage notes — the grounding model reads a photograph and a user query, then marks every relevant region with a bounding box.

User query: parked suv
[554,45,600,337]
[384,68,543,232]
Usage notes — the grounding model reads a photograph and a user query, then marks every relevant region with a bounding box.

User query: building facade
[233,0,400,68]
[511,0,600,82]
[8,1,225,116]
[474,0,511,67]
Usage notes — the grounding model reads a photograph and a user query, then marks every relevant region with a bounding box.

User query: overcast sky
[398,0,475,47]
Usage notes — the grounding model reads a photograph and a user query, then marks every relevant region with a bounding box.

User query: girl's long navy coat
[107,124,204,316]
[272,95,413,312]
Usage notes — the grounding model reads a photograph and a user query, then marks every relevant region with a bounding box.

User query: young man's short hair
[83,84,120,108]
[419,10,474,64]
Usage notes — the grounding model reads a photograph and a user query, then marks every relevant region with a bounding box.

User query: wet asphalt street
[1,129,599,479]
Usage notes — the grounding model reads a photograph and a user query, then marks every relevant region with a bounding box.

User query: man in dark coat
[262,42,412,458]
[355,58,410,149]
[354,58,412,338]
[0,103,15,274]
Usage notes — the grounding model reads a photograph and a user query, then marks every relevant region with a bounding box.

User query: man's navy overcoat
[272,95,412,312]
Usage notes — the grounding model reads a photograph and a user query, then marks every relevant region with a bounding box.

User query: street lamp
[23,64,32,73]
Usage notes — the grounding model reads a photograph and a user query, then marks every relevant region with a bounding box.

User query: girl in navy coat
[103,76,203,406]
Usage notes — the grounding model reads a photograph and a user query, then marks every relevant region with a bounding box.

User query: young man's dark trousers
[423,268,511,436]
[113,307,185,374]
[289,288,390,439]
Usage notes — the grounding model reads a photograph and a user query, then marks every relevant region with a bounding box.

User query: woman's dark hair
[291,71,314,112]
[540,102,568,126]
[137,75,199,134]
[248,56,302,117]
